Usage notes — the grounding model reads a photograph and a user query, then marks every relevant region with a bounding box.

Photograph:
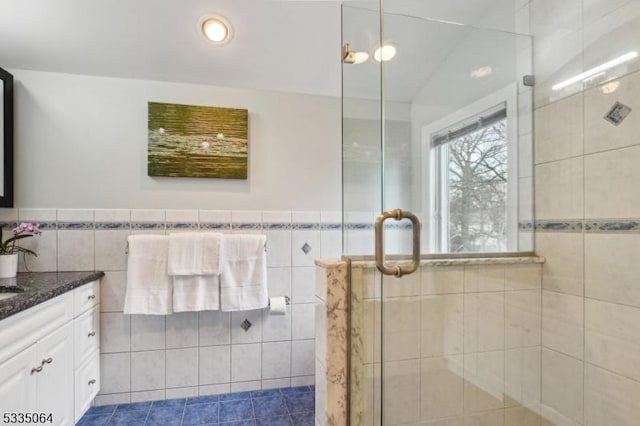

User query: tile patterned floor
[78,386,315,426]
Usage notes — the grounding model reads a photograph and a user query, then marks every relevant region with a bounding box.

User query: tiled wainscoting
[78,386,315,426]
[0,208,344,405]
[348,259,545,426]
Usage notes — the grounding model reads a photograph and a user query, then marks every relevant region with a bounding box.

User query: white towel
[168,232,222,312]
[220,234,268,311]
[124,235,172,315]
[168,232,222,275]
[173,275,220,312]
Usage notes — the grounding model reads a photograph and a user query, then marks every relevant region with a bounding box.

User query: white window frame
[421,84,519,253]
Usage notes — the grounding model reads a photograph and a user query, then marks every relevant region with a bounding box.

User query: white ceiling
[0,0,528,103]
[0,0,343,97]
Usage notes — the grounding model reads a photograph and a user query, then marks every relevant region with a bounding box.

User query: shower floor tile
[80,386,315,426]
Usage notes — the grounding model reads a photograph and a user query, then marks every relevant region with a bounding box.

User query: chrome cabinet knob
[88,379,96,385]
[88,331,96,337]
[30,366,43,375]
[87,294,96,300]
[41,357,53,365]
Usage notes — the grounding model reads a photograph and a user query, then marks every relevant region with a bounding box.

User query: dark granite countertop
[0,271,105,321]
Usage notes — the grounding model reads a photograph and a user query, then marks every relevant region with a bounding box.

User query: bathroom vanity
[0,272,104,425]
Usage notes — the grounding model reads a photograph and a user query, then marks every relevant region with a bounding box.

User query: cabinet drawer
[0,293,73,364]
[73,307,99,369]
[74,350,100,423]
[73,281,99,317]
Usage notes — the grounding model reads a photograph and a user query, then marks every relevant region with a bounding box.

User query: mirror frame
[0,67,13,207]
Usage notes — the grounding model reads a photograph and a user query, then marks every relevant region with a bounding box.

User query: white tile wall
[165,348,198,388]
[131,350,166,392]
[8,208,330,403]
[166,312,198,349]
[130,315,165,351]
[199,346,231,385]
[231,343,262,382]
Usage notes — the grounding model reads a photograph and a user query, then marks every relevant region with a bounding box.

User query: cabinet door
[36,323,73,426]
[0,344,37,414]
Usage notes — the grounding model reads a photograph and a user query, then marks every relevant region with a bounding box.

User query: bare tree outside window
[447,120,507,252]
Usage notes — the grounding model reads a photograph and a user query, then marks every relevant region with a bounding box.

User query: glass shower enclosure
[342,1,536,424]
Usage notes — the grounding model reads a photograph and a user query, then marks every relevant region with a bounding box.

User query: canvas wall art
[147,102,248,179]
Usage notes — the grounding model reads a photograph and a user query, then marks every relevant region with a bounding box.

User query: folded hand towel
[220,234,268,311]
[168,232,222,276]
[173,275,220,312]
[124,234,172,315]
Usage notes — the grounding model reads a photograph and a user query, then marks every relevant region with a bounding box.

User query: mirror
[0,67,13,207]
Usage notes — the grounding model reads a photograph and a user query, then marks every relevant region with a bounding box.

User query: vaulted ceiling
[0,0,525,103]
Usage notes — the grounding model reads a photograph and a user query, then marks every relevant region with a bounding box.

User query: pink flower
[12,222,41,235]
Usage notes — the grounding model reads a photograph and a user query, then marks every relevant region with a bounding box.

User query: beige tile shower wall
[532,3,640,421]
[0,207,344,405]
[349,261,543,426]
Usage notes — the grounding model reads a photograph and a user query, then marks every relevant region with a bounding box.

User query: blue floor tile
[187,395,219,405]
[115,402,153,412]
[182,402,219,425]
[145,406,184,426]
[151,398,186,410]
[290,411,315,426]
[77,385,315,426]
[219,399,254,422]
[108,410,149,425]
[284,393,314,414]
[255,415,291,426]
[86,405,117,416]
[252,396,288,418]
[250,389,281,399]
[280,386,311,395]
[219,391,252,402]
[219,420,256,426]
[77,414,111,426]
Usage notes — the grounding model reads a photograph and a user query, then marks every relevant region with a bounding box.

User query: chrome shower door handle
[375,209,421,277]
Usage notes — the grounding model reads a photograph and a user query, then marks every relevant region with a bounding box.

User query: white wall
[10,69,341,210]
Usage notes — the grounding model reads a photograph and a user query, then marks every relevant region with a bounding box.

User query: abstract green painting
[148,102,248,179]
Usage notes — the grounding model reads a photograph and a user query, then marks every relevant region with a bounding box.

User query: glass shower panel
[380,12,533,255]
[344,2,536,425]
[342,1,382,257]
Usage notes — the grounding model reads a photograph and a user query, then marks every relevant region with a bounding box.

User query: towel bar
[124,238,267,254]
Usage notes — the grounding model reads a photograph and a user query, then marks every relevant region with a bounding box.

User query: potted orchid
[0,222,41,278]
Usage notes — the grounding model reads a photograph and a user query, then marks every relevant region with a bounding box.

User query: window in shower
[430,103,508,252]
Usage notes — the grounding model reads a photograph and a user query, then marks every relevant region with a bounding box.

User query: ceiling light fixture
[374,44,397,62]
[470,66,493,79]
[199,15,233,45]
[552,51,638,91]
[601,81,620,94]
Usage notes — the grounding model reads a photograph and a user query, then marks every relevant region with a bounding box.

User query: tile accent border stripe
[7,218,638,234]
[535,219,640,233]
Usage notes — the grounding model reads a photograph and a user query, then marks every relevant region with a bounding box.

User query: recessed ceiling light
[374,44,397,62]
[471,66,493,79]
[199,15,233,45]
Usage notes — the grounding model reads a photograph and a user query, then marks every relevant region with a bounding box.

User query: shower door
[343,1,535,424]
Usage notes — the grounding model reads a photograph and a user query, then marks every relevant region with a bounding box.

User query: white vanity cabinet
[0,279,100,426]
